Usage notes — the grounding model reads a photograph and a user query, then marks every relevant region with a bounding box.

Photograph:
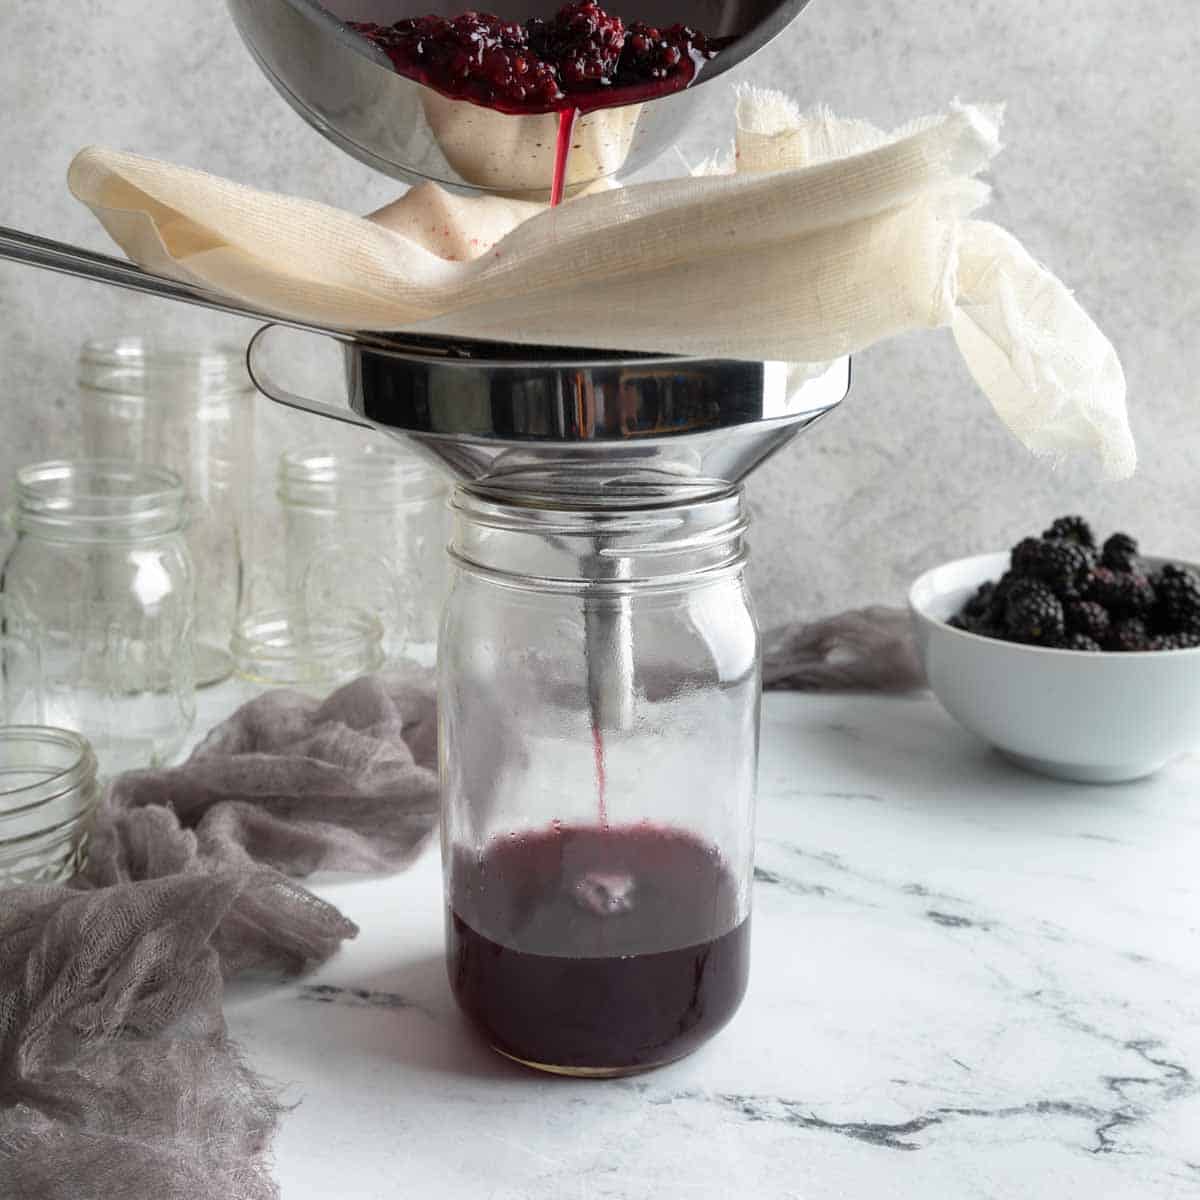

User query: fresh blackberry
[962,581,996,621]
[1014,538,1091,598]
[1171,613,1200,641]
[1087,567,1155,617]
[1105,617,1151,652]
[1058,632,1103,652]
[1004,579,1064,644]
[988,571,1019,618]
[1043,515,1096,550]
[948,613,1003,641]
[1100,532,1138,572]
[1151,632,1200,651]
[1064,599,1111,642]
[1151,563,1200,630]
[1010,537,1042,576]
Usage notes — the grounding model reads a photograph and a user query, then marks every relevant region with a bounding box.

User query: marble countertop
[223,692,1200,1199]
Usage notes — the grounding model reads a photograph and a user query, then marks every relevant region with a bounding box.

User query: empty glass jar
[0,461,196,776]
[79,338,254,685]
[440,486,760,1076]
[0,726,99,884]
[279,443,449,668]
[0,597,44,724]
[231,606,385,700]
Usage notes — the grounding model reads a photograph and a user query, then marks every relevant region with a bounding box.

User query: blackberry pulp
[350,3,727,203]
[448,824,750,1074]
[350,3,723,116]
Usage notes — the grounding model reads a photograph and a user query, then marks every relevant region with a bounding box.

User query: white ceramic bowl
[910,551,1200,783]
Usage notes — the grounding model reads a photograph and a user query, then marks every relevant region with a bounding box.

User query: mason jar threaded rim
[79,336,252,395]
[448,485,749,594]
[14,459,187,542]
[233,607,385,687]
[0,726,98,845]
[278,443,448,511]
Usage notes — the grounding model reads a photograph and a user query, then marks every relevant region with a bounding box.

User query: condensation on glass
[0,460,196,777]
[439,486,760,1076]
[278,443,449,668]
[79,337,254,685]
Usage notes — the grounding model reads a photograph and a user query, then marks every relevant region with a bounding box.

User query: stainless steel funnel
[247,328,849,734]
[245,326,850,506]
[226,0,815,198]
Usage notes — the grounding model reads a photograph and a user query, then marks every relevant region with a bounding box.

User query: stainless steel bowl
[226,0,815,198]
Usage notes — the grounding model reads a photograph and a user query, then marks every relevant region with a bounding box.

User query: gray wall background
[0,0,1196,628]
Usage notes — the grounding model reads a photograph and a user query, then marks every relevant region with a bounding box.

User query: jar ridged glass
[79,337,254,685]
[439,485,760,1076]
[0,461,196,776]
[278,443,449,667]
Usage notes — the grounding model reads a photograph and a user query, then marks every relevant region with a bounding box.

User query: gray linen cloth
[0,610,919,1199]
[0,672,439,1200]
[763,606,925,692]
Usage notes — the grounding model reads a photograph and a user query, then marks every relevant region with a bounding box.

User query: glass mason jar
[440,486,760,1076]
[278,443,449,668]
[231,606,385,700]
[0,726,99,885]
[0,461,196,777]
[79,337,254,686]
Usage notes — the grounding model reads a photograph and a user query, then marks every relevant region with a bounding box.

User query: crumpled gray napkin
[0,672,439,1200]
[763,606,925,693]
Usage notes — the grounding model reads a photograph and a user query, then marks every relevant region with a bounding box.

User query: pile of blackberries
[949,516,1200,652]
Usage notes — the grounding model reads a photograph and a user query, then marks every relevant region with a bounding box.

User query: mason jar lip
[79,335,252,385]
[449,486,750,594]
[278,443,448,506]
[14,459,187,540]
[0,726,98,824]
[451,485,744,533]
[232,606,385,675]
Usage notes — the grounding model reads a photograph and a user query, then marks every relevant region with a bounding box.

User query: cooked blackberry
[1100,532,1138,572]
[1004,578,1064,643]
[1105,617,1151,652]
[1151,563,1200,629]
[1015,538,1091,597]
[1087,567,1155,617]
[1064,599,1111,642]
[1043,516,1096,550]
[1058,632,1102,652]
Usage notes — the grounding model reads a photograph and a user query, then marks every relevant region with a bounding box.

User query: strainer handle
[246,324,374,430]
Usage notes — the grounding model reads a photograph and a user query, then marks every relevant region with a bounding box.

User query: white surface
[222,691,1200,1200]
[911,552,1200,782]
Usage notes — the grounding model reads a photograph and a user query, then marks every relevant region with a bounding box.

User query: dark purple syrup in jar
[447,823,750,1074]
